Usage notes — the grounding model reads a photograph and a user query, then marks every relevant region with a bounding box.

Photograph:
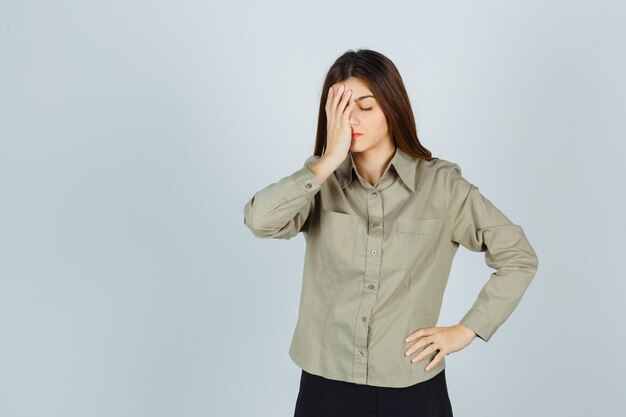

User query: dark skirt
[294,369,454,417]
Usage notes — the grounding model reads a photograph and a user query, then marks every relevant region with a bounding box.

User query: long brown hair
[314,49,437,162]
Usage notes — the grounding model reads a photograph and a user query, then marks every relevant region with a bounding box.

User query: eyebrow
[355,95,375,102]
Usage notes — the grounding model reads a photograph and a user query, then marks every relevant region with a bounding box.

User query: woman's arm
[242,154,342,239]
[446,163,539,342]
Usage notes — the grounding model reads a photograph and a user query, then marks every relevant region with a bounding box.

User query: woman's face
[330,77,394,155]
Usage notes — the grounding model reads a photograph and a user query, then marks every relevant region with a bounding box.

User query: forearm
[243,155,324,239]
[308,153,344,185]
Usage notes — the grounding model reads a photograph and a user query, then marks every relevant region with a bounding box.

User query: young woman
[243,49,538,417]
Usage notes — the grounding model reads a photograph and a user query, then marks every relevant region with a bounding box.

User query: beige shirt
[243,146,538,388]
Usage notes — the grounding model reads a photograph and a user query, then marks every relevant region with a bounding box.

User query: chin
[350,141,368,153]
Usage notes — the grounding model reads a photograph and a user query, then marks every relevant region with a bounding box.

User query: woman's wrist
[457,323,477,338]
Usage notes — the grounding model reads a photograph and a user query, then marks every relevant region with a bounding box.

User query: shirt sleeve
[446,163,539,342]
[243,155,321,239]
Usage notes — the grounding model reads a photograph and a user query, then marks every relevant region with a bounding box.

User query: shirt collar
[335,146,419,192]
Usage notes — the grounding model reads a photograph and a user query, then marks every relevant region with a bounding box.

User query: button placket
[353,188,383,384]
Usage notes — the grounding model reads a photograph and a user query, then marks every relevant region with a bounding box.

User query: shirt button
[368,284,375,290]
[358,351,364,357]
[305,183,312,189]
[372,222,380,228]
[361,316,367,322]
[371,192,377,198]
[371,249,378,256]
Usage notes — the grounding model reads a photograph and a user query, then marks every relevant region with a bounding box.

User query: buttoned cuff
[460,308,499,342]
[289,156,321,197]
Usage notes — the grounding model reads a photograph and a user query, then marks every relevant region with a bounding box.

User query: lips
[351,133,363,137]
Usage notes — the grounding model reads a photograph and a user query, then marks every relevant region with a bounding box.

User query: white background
[1,1,624,416]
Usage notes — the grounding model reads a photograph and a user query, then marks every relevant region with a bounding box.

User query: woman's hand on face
[403,324,477,371]
[324,83,355,160]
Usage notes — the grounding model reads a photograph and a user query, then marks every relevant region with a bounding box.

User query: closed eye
[359,107,373,111]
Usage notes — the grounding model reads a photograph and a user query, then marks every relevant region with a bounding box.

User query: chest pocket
[319,208,359,271]
[396,217,441,270]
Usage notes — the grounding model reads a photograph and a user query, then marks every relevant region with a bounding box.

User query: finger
[342,99,355,121]
[425,350,446,371]
[327,84,343,122]
[335,88,352,119]
[405,335,435,357]
[331,83,345,115]
[404,339,427,357]
[404,329,422,343]
[406,327,433,343]
[411,343,437,364]
[325,86,334,113]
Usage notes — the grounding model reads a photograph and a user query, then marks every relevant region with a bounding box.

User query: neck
[352,143,396,187]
